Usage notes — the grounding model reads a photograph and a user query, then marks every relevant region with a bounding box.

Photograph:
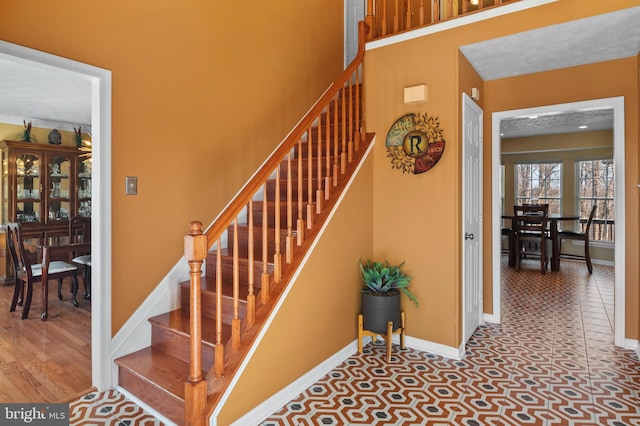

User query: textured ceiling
[459,6,640,81]
[0,57,92,132]
[499,109,614,139]
[0,6,638,138]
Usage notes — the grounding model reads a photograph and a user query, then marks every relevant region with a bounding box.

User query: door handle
[465,232,474,240]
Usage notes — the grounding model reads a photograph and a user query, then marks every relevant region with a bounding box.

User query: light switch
[125,176,138,195]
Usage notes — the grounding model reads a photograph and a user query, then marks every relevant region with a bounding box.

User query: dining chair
[6,222,80,319]
[69,216,92,300]
[557,205,597,273]
[513,204,550,274]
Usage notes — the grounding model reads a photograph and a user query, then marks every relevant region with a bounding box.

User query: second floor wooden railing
[183,21,372,425]
[365,0,518,40]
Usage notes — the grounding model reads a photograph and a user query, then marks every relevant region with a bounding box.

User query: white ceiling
[0,6,638,138]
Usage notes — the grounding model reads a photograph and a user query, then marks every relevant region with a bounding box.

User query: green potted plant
[359,259,418,335]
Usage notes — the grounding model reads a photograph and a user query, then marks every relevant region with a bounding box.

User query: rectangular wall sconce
[404,84,427,104]
[471,87,480,101]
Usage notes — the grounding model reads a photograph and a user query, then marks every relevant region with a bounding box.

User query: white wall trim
[404,336,465,361]
[366,0,557,51]
[0,40,113,390]
[492,97,626,347]
[624,338,639,351]
[484,313,500,324]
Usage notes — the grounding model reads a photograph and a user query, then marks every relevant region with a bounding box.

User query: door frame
[0,40,113,389]
[490,97,626,347]
[462,93,483,344]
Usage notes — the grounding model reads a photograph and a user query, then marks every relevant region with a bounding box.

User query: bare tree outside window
[577,159,614,242]
[515,163,562,215]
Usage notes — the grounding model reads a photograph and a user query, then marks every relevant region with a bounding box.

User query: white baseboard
[403,335,465,360]
[483,313,500,324]
[624,338,639,351]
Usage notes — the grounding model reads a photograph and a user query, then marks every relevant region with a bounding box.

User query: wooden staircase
[115,22,372,425]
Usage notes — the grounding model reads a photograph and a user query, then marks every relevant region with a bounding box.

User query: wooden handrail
[184,20,371,425]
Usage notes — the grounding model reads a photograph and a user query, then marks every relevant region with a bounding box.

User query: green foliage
[359,259,419,307]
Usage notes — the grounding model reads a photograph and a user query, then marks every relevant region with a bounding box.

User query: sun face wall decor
[386,113,445,174]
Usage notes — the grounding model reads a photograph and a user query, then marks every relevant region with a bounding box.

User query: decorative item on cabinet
[74,126,83,148]
[48,129,62,145]
[19,120,35,142]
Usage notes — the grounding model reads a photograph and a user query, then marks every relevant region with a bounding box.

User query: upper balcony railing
[365,0,518,40]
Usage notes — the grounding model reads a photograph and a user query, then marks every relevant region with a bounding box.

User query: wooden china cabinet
[0,140,92,283]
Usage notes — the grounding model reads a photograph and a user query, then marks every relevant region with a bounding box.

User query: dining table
[502,213,580,272]
[24,235,91,321]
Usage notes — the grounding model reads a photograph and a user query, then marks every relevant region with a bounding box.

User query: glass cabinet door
[1,149,8,224]
[16,152,42,223]
[77,157,91,217]
[46,154,71,222]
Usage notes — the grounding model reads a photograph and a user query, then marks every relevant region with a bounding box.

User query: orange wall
[0,1,344,333]
[218,153,374,424]
[364,0,640,349]
[484,57,639,338]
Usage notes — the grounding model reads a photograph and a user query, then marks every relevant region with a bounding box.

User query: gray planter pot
[361,290,402,335]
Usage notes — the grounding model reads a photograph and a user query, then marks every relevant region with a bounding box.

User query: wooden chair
[69,216,92,300]
[6,222,80,319]
[513,204,550,275]
[558,205,597,274]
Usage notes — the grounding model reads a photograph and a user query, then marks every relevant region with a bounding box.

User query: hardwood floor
[0,277,92,403]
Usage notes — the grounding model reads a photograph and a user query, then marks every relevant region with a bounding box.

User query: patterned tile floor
[70,257,640,425]
[70,389,164,425]
[261,258,640,425]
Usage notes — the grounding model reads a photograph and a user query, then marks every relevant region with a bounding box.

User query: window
[577,159,614,242]
[515,162,562,215]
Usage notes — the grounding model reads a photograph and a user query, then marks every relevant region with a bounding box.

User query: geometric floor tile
[69,389,164,425]
[260,259,640,426]
[68,258,640,425]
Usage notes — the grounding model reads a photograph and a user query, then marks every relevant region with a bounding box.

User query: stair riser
[277,159,323,178]
[204,255,263,284]
[251,201,295,227]
[181,285,247,323]
[265,178,319,200]
[227,226,291,260]
[118,368,184,425]
[151,322,215,369]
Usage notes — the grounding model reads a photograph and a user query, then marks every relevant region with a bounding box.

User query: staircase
[114,22,372,426]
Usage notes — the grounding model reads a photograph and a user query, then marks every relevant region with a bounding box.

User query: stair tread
[116,347,195,400]
[150,309,231,345]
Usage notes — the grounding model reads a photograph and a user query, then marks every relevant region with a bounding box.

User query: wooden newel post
[184,221,207,426]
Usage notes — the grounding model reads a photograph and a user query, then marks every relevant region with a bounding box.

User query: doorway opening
[0,40,113,390]
[490,97,626,347]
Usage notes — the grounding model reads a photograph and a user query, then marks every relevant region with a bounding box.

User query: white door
[345,0,365,67]
[462,93,483,343]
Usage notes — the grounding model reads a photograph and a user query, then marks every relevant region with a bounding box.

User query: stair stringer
[206,137,376,426]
